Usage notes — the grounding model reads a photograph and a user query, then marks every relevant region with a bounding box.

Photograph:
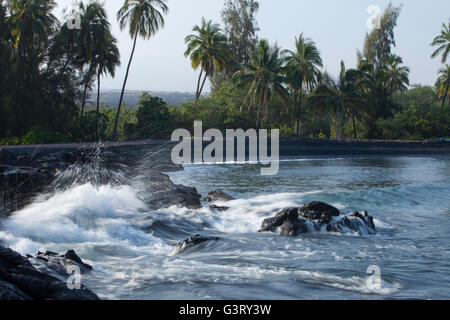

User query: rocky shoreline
[0,141,202,300]
[1,138,445,300]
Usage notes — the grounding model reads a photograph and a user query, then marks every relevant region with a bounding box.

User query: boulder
[30,250,94,278]
[260,208,309,236]
[298,201,340,223]
[0,280,31,300]
[204,190,235,202]
[173,235,220,254]
[260,202,376,236]
[64,250,93,270]
[0,166,53,213]
[209,205,230,212]
[0,246,99,300]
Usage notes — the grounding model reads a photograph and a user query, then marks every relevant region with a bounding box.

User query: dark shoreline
[2,138,450,157]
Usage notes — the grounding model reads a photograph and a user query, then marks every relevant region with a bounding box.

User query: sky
[55,0,450,93]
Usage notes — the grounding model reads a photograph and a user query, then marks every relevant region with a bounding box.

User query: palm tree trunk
[198,72,208,101]
[81,80,89,117]
[113,31,139,141]
[352,116,357,140]
[442,78,450,107]
[335,109,342,140]
[256,89,264,131]
[195,69,204,103]
[296,86,303,137]
[96,70,101,141]
[96,70,101,119]
[291,89,296,133]
[81,67,94,117]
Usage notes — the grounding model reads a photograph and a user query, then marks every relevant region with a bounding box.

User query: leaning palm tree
[184,18,229,103]
[233,39,288,130]
[435,64,450,107]
[113,0,169,141]
[283,34,323,136]
[385,54,410,103]
[309,61,366,140]
[431,21,450,63]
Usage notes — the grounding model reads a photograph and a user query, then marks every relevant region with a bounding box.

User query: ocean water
[1,155,449,299]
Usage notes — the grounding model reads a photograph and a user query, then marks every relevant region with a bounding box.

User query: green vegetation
[112,0,168,140]
[0,0,448,145]
[184,18,229,103]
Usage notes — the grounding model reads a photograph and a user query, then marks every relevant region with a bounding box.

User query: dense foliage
[0,0,448,145]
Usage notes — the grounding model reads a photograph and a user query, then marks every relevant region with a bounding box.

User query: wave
[0,183,167,255]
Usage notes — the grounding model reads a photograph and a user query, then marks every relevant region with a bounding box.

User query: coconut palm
[309,61,366,140]
[113,0,169,141]
[435,64,450,107]
[431,21,450,64]
[233,39,288,130]
[93,33,120,120]
[77,1,111,116]
[283,34,323,136]
[185,18,229,103]
[385,54,410,102]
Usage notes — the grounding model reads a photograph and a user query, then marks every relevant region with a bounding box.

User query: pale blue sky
[56,0,450,92]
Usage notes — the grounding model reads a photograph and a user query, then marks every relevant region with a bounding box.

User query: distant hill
[87,90,197,108]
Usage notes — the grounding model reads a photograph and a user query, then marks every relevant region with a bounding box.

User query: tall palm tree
[185,18,229,103]
[309,61,366,140]
[76,1,111,117]
[385,54,409,103]
[431,21,450,63]
[233,39,288,130]
[94,33,120,120]
[112,0,168,141]
[435,64,450,107]
[283,34,322,136]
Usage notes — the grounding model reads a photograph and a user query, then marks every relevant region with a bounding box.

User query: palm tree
[385,54,409,103]
[233,39,288,130]
[283,34,323,136]
[431,21,450,63]
[435,64,450,107]
[94,33,121,120]
[76,1,111,117]
[185,18,229,103]
[309,61,366,140]
[113,0,169,141]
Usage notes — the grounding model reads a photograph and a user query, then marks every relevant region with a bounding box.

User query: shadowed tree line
[0,0,449,145]
[0,0,167,144]
[179,1,449,140]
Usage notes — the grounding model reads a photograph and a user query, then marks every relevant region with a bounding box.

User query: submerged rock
[173,235,220,254]
[260,202,376,236]
[204,190,235,202]
[209,205,230,212]
[0,246,99,300]
[30,250,94,278]
[64,250,93,270]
